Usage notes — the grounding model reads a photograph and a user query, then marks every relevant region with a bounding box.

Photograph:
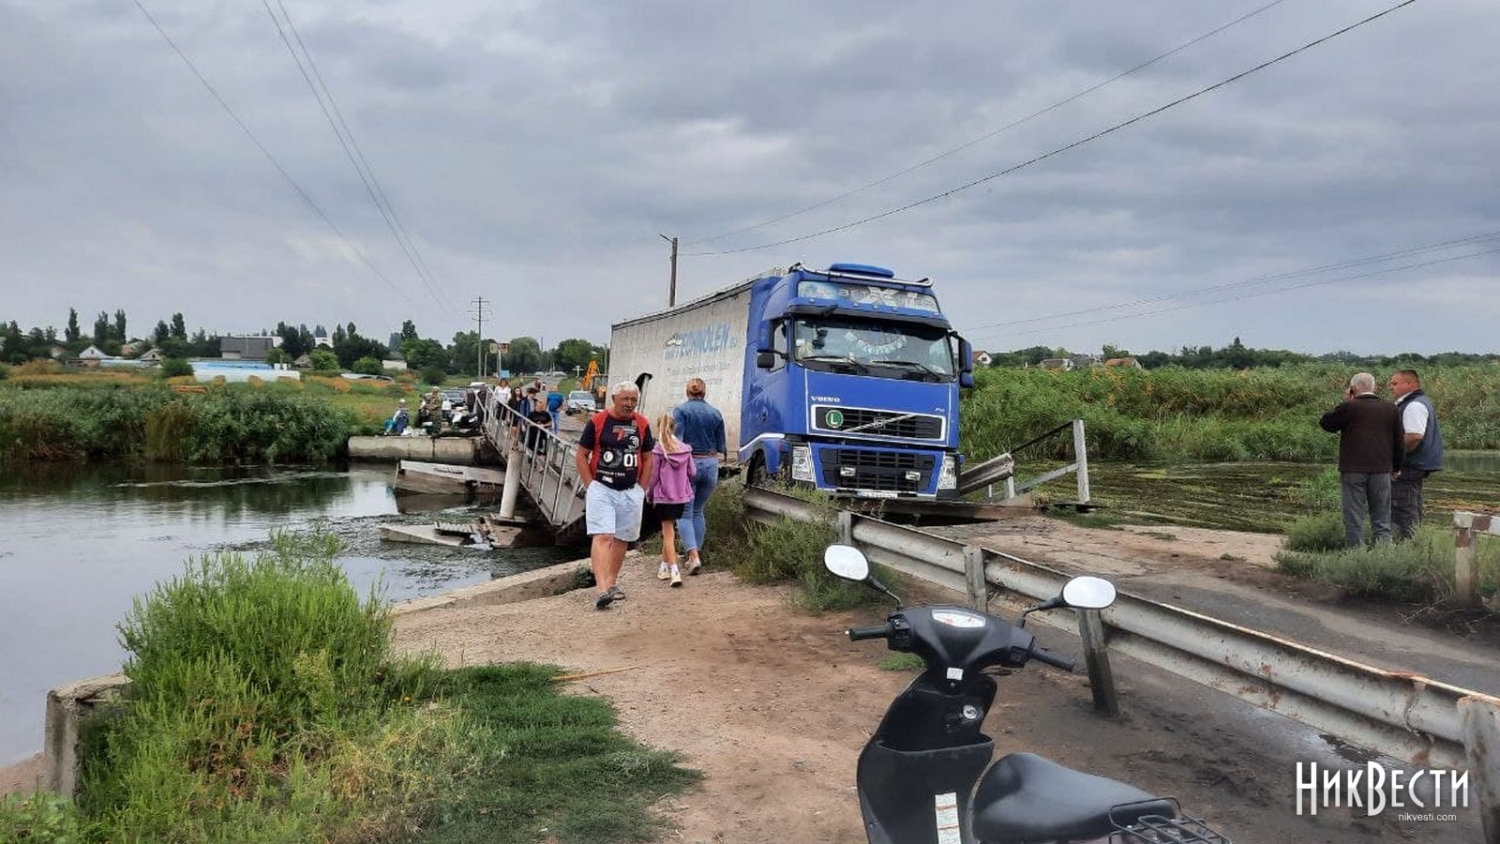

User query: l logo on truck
[826,410,844,428]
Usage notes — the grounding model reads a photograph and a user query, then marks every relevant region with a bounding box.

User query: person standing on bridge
[1319,372,1404,548]
[672,377,726,575]
[1388,369,1443,541]
[577,382,654,609]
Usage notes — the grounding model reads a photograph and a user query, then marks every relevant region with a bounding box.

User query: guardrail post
[964,546,986,611]
[1459,696,1500,842]
[1454,513,1482,609]
[1072,418,1090,504]
[1076,609,1118,716]
[838,510,854,546]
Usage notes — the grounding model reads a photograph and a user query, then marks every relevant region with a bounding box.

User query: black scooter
[825,544,1229,844]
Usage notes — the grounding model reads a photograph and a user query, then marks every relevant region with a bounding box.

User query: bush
[721,482,885,612]
[1283,512,1345,552]
[0,791,93,843]
[158,357,194,379]
[420,366,447,387]
[78,531,457,843]
[352,356,383,376]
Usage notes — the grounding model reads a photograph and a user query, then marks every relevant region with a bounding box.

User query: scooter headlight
[938,454,958,490]
[791,445,815,482]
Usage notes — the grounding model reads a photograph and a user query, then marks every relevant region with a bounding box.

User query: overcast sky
[3,0,1497,357]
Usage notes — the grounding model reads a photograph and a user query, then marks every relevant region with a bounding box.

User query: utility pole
[471,296,488,379]
[660,234,678,306]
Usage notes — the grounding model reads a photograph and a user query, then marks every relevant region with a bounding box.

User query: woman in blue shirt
[671,378,726,574]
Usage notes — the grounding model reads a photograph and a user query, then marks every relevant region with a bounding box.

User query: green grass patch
[876,653,927,672]
[411,665,700,844]
[1283,512,1346,552]
[1273,528,1500,604]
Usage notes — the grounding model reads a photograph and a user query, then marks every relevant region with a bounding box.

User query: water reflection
[0,463,575,766]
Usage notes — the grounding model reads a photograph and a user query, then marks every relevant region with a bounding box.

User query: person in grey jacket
[1318,372,1405,548]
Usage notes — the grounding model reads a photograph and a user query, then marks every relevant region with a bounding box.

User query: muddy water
[1036,452,1500,533]
[0,463,576,766]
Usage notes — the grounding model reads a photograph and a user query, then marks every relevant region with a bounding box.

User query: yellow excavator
[581,360,606,405]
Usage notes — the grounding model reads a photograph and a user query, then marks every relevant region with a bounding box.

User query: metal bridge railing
[743,486,1500,837]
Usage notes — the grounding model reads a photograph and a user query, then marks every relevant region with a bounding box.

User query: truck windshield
[791,317,955,380]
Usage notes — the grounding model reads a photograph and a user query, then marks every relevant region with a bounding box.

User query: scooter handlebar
[846,624,891,642]
[1029,646,1075,673]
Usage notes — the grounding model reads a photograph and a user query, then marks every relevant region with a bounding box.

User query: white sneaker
[669,565,683,587]
[658,561,671,580]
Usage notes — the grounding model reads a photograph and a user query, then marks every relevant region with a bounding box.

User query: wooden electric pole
[660,234,678,306]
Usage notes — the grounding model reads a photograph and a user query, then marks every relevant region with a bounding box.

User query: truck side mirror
[957,335,974,387]
[756,350,777,369]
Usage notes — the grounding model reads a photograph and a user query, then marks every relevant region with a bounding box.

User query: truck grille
[819,449,936,493]
[812,406,944,441]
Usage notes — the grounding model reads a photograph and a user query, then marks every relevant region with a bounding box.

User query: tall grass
[0,383,359,464]
[708,481,891,612]
[963,364,1500,463]
[76,531,458,843]
[1274,528,1500,605]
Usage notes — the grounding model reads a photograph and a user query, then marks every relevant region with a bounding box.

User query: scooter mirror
[823,544,870,582]
[1061,576,1117,610]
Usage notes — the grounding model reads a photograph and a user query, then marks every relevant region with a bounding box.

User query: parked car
[565,390,598,415]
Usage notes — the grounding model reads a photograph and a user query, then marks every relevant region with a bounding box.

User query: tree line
[0,308,608,379]
[986,336,1499,370]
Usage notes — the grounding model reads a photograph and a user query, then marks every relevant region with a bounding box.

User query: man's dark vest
[1397,390,1444,472]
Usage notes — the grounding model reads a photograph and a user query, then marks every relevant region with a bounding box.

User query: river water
[0,463,576,766]
[3,454,1495,766]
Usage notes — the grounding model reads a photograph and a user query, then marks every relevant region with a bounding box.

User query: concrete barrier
[44,674,128,798]
[347,435,489,465]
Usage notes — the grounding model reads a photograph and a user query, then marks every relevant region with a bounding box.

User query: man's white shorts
[585,482,644,542]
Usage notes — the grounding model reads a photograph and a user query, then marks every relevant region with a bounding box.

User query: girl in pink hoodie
[649,413,697,586]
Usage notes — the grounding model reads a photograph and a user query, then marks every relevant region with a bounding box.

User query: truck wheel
[747,455,768,488]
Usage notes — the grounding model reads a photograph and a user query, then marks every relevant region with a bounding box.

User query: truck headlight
[938,454,958,490]
[791,446,815,482]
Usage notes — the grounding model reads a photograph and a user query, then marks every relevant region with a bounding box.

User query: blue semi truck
[609,262,973,500]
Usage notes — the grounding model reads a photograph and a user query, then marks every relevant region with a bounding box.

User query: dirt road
[392,518,1485,844]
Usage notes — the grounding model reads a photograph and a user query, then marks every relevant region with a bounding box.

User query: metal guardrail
[479,394,588,542]
[744,486,1500,836]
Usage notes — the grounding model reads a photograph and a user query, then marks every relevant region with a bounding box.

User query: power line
[130,0,422,307]
[684,0,1290,247]
[263,0,456,314]
[683,0,1419,258]
[965,229,1500,334]
[965,243,1500,344]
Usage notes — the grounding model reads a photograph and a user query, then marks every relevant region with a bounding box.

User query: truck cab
[741,263,972,499]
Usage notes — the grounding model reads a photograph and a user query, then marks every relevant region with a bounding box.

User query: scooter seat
[972,752,1176,842]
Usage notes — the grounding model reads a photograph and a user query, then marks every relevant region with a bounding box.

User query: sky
[2,0,1497,357]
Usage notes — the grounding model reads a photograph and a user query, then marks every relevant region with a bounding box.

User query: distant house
[972,351,993,367]
[69,346,114,368]
[1104,357,1143,370]
[383,358,408,372]
[313,337,333,349]
[1039,357,1075,371]
[219,336,277,360]
[137,348,166,363]
[120,340,148,357]
[293,353,314,369]
[1070,354,1097,369]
